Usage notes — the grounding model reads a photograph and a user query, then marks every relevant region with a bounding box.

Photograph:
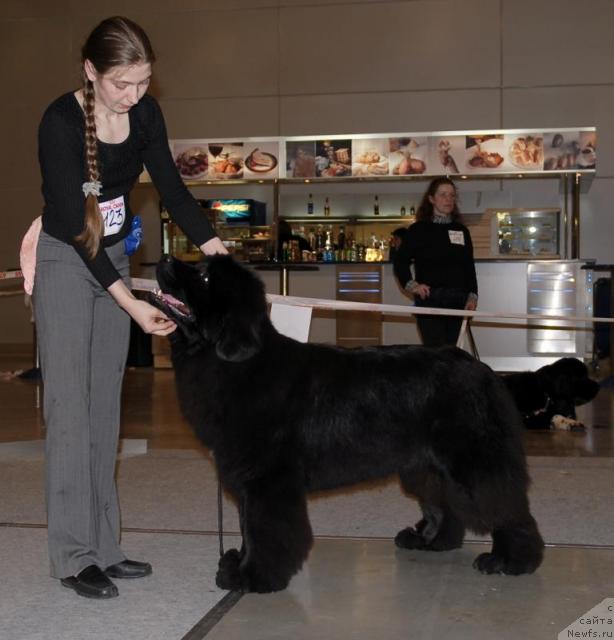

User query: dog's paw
[551,415,586,432]
[395,527,427,550]
[472,552,539,576]
[215,549,242,591]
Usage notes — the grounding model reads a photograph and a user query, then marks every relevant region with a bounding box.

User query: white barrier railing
[4,272,613,350]
[130,277,613,351]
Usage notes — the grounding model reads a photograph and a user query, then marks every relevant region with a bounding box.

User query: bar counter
[249,259,594,372]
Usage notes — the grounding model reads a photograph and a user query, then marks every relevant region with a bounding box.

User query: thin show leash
[217,474,225,557]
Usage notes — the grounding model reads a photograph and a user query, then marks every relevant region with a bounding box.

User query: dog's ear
[215,315,262,362]
[204,254,268,362]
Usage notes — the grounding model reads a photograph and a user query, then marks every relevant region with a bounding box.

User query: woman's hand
[200,236,228,255]
[127,299,177,336]
[464,298,478,311]
[108,279,176,335]
[412,283,431,300]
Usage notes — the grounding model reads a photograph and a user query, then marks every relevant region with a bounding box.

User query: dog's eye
[201,272,209,284]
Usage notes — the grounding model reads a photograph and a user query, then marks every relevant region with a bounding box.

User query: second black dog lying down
[503,359,600,431]
[152,255,544,593]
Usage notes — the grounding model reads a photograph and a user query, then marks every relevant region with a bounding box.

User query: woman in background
[34,16,226,599]
[393,177,477,347]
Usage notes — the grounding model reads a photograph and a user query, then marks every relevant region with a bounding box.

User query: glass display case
[493,208,560,258]
[216,224,272,262]
[160,200,272,262]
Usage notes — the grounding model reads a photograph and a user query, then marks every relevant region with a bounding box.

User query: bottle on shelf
[324,197,331,217]
[373,195,380,216]
[400,205,406,217]
[337,225,346,251]
[307,193,314,215]
[307,227,316,250]
[315,224,325,260]
[350,239,358,262]
[409,205,416,217]
[324,229,334,262]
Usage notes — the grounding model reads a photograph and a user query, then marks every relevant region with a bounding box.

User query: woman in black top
[393,177,478,347]
[33,16,226,599]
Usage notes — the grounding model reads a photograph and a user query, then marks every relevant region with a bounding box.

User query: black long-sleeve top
[393,220,478,296]
[38,92,216,289]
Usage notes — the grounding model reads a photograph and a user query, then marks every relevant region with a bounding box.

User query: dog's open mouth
[150,288,194,321]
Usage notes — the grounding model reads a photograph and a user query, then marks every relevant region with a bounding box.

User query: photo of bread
[351,138,389,176]
[543,131,596,171]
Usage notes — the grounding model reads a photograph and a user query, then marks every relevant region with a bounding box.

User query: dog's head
[537,357,600,417]
[150,254,269,362]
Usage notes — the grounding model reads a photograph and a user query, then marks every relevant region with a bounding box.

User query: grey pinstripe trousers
[34,231,131,579]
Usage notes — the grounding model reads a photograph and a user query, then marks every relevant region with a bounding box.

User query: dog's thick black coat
[503,359,600,430]
[152,255,544,593]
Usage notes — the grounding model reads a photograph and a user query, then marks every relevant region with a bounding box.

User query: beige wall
[1,0,613,345]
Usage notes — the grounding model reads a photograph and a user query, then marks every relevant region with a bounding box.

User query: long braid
[75,78,104,258]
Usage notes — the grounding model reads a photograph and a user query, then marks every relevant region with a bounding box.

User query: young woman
[393,177,478,347]
[33,16,226,599]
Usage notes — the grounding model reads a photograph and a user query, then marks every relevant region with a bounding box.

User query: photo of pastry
[389,137,428,175]
[173,142,209,181]
[505,134,544,170]
[243,141,280,178]
[464,134,505,171]
[315,139,352,177]
[286,141,316,178]
[351,138,389,176]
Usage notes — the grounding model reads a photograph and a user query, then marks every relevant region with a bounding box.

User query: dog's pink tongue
[162,293,183,306]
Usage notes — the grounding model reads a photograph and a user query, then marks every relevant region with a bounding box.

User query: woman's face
[85,61,152,114]
[429,184,456,216]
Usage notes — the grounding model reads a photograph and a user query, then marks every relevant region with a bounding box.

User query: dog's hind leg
[473,515,544,576]
[215,468,313,593]
[395,467,465,552]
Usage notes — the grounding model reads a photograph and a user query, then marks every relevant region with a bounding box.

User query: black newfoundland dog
[151,254,544,593]
[503,359,600,431]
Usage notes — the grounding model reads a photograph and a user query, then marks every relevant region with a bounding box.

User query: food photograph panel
[542,131,597,171]
[315,139,352,178]
[207,142,244,180]
[243,141,280,179]
[286,141,316,178]
[463,134,507,173]
[172,140,209,182]
[388,137,428,176]
[504,133,544,172]
[428,136,464,175]
[351,138,389,177]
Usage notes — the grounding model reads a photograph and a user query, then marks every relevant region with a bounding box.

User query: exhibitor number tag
[99,195,126,237]
[448,230,465,245]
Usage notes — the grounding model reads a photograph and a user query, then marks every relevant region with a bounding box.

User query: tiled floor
[2,352,613,640]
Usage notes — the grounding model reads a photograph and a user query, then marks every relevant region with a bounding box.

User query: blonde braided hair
[75,78,104,257]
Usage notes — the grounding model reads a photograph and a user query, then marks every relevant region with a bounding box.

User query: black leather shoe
[61,565,119,599]
[105,559,152,579]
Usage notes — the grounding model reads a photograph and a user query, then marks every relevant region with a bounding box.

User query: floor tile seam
[2,522,614,551]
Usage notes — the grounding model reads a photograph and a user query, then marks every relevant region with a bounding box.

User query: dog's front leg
[216,469,313,593]
[216,495,247,591]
